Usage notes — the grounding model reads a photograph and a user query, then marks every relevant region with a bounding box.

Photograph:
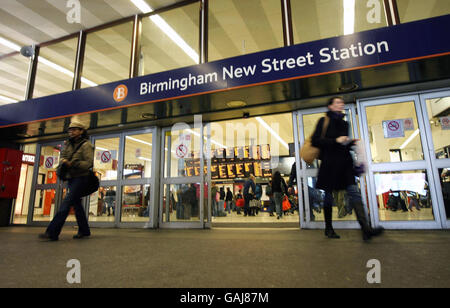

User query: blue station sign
[0,15,449,128]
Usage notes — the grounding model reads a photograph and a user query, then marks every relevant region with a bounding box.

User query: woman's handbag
[300,116,330,164]
[282,196,291,211]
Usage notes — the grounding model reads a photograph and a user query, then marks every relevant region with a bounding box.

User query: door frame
[159,122,208,229]
[358,94,443,229]
[90,127,158,228]
[27,140,68,226]
[417,89,450,229]
[294,104,369,229]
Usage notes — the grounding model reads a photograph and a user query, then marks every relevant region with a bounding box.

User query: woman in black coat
[312,97,383,241]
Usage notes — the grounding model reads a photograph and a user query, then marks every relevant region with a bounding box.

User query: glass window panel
[33,189,56,222]
[124,133,153,179]
[205,113,298,223]
[82,22,133,88]
[98,109,122,127]
[0,54,29,105]
[88,186,116,223]
[366,102,424,163]
[425,96,450,159]
[291,0,388,44]
[140,2,200,75]
[374,170,434,221]
[164,128,202,178]
[13,163,34,224]
[33,38,78,98]
[397,0,450,23]
[38,144,62,179]
[93,137,120,181]
[438,167,450,220]
[209,0,283,61]
[121,184,151,222]
[163,184,200,222]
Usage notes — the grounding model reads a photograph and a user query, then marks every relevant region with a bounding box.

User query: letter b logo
[114,85,128,102]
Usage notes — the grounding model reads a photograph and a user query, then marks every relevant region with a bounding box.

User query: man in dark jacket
[312,97,383,241]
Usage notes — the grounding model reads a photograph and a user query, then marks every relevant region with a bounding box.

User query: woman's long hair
[272,171,281,186]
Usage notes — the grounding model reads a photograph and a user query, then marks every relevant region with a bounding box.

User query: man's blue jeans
[46,176,91,239]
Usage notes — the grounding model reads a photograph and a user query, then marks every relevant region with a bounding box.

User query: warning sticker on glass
[383,120,405,138]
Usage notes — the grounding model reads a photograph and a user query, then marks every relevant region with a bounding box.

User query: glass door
[90,128,157,228]
[29,141,66,225]
[295,104,367,229]
[419,90,450,229]
[358,95,442,229]
[160,123,208,228]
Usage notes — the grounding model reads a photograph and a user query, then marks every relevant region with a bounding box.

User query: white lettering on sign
[22,154,35,164]
[138,40,390,97]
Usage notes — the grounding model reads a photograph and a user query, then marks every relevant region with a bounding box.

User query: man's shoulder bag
[300,116,330,164]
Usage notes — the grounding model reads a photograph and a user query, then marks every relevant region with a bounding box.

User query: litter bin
[0,199,12,227]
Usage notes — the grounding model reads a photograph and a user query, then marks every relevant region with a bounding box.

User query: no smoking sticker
[383,119,404,138]
[101,151,112,163]
[176,144,188,158]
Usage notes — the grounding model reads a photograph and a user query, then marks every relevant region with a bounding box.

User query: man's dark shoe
[325,229,340,239]
[73,233,90,239]
[363,227,384,242]
[38,233,58,241]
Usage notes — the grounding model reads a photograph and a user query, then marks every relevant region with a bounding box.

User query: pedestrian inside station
[0,0,449,232]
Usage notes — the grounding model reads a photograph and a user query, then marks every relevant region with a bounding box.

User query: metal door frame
[417,89,450,229]
[159,122,208,229]
[358,94,443,229]
[90,127,158,229]
[294,104,368,229]
[28,140,68,226]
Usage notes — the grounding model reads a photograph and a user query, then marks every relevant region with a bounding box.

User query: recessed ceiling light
[338,83,358,92]
[226,100,247,108]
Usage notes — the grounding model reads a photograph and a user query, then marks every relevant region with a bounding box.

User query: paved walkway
[0,226,449,288]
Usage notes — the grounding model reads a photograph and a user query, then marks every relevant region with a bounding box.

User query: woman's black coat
[311,111,356,192]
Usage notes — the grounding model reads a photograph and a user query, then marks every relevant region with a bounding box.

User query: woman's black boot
[325,229,340,239]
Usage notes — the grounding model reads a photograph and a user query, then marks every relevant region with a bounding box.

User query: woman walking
[311,97,383,241]
[39,118,94,241]
[271,171,287,219]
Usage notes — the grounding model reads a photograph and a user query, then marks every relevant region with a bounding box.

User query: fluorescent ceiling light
[400,129,420,149]
[126,136,152,147]
[186,129,227,149]
[130,0,152,13]
[0,36,97,87]
[0,37,20,51]
[343,0,355,35]
[130,0,199,63]
[256,117,289,150]
[137,156,152,162]
[95,146,109,151]
[0,94,18,104]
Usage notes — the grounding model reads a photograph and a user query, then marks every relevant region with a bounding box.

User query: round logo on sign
[45,157,54,168]
[176,144,188,159]
[388,121,400,131]
[101,151,112,163]
[113,84,128,103]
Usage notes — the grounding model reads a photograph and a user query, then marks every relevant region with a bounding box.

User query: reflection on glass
[33,38,78,98]
[366,102,424,163]
[140,2,199,75]
[425,97,450,159]
[13,149,36,224]
[33,189,56,222]
[374,170,434,221]
[82,21,133,88]
[0,54,29,105]
[397,0,450,23]
[291,0,387,44]
[88,186,116,223]
[438,168,450,220]
[209,0,283,61]
[163,184,200,222]
[164,129,201,178]
[306,177,357,222]
[122,184,151,222]
[98,109,122,127]
[93,138,120,181]
[38,144,62,182]
[124,133,153,179]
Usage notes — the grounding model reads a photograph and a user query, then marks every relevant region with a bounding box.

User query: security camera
[20,45,35,58]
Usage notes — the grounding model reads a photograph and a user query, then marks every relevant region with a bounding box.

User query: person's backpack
[265,185,272,196]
